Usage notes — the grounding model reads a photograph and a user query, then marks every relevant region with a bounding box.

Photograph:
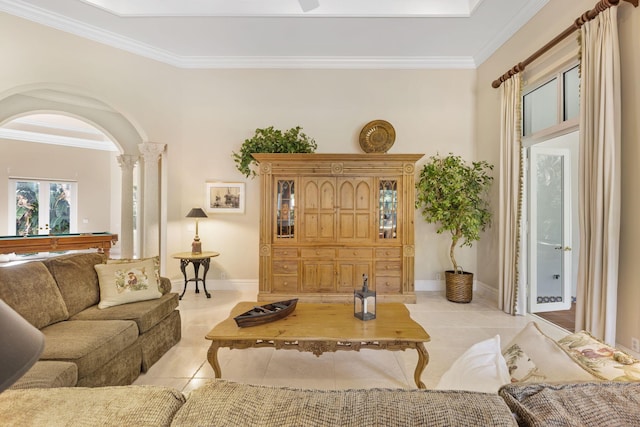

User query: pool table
[0,233,118,257]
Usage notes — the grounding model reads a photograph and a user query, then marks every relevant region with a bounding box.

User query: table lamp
[0,299,45,392]
[186,207,208,254]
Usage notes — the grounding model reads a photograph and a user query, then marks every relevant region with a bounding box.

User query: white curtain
[498,74,524,315]
[576,7,621,345]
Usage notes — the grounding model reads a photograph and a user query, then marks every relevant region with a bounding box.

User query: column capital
[117,154,139,171]
[138,142,166,163]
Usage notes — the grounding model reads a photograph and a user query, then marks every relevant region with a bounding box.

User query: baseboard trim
[414,279,498,300]
[171,279,258,293]
[174,278,500,300]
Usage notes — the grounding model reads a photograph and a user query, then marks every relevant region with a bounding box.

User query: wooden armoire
[254,153,423,303]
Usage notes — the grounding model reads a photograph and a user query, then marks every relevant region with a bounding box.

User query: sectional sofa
[1,379,640,426]
[0,252,181,387]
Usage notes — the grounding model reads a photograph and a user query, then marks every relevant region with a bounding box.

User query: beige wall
[617,4,640,353]
[0,13,476,283]
[0,138,112,234]
[476,1,640,349]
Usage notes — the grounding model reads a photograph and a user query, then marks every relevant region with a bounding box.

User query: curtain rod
[491,0,638,89]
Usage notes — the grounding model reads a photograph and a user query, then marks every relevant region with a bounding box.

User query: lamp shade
[0,299,45,392]
[186,208,208,218]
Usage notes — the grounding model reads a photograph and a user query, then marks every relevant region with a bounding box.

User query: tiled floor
[133,287,568,393]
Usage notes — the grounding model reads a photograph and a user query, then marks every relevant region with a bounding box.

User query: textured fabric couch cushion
[0,261,69,329]
[171,380,518,427]
[139,309,181,372]
[71,292,179,334]
[77,341,141,387]
[43,252,106,316]
[0,386,186,427]
[499,381,640,427]
[40,319,138,379]
[10,361,77,389]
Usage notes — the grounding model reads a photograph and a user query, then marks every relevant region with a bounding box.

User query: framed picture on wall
[206,182,245,214]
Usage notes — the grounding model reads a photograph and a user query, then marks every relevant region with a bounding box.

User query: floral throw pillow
[503,343,546,383]
[95,258,162,309]
[557,331,640,381]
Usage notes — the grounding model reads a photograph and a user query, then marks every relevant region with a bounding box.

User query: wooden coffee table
[205,302,431,388]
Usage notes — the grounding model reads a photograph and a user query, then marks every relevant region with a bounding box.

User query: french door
[528,146,572,312]
[11,179,77,235]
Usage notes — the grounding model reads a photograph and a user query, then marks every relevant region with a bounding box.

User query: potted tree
[415,153,494,303]
[233,126,317,178]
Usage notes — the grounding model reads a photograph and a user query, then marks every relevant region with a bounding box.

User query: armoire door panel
[302,262,335,292]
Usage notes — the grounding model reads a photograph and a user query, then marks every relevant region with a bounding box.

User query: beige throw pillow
[95,258,162,309]
[502,322,595,383]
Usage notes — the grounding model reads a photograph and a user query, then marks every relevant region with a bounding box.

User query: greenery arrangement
[233,126,318,178]
[415,153,494,273]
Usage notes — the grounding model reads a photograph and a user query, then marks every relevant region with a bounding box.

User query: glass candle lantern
[354,274,376,321]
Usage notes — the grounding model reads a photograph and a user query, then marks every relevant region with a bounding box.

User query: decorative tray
[359,119,396,153]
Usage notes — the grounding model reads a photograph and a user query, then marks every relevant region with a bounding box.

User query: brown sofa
[0,252,181,387]
[1,379,639,426]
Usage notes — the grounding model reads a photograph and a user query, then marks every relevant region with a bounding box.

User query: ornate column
[116,154,138,259]
[138,142,166,258]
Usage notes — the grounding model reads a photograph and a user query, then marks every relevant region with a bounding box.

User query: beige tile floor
[133,287,567,393]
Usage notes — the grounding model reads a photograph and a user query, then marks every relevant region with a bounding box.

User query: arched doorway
[0,86,164,260]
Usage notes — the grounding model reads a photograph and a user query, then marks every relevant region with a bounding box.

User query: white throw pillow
[95,258,162,309]
[435,335,511,393]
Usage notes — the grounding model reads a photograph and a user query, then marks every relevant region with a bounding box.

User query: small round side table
[172,251,220,300]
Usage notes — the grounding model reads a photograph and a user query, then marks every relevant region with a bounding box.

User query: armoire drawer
[272,260,298,274]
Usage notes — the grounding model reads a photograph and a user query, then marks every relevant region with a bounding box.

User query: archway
[0,85,163,259]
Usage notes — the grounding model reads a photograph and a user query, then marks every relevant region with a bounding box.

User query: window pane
[16,181,39,235]
[523,78,558,136]
[563,66,580,121]
[49,183,71,234]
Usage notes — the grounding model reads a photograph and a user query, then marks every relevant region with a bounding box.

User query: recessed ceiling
[0,0,550,69]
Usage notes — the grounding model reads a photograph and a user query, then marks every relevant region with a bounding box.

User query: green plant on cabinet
[233,126,317,178]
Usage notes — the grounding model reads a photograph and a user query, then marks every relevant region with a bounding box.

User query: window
[523,64,579,138]
[11,179,77,235]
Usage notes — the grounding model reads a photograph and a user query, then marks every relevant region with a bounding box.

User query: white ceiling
[0,0,550,69]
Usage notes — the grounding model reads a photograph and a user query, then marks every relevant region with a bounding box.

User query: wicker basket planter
[445,270,473,303]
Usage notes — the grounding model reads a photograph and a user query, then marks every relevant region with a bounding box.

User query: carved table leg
[192,261,201,294]
[207,341,222,379]
[201,257,211,298]
[414,342,429,389]
[179,259,190,300]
